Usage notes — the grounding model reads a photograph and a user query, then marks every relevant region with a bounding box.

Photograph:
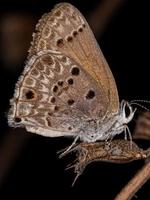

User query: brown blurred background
[0,0,150,199]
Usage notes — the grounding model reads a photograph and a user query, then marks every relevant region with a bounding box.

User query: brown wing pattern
[28,3,119,114]
[8,51,107,136]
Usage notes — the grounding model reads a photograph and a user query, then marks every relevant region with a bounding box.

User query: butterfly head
[110,100,136,137]
[119,100,136,125]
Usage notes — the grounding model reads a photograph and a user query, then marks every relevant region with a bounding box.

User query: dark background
[0,0,150,199]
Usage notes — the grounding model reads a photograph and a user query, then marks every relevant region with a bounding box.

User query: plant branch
[114,158,150,200]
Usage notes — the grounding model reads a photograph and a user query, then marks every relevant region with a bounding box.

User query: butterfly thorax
[79,100,136,142]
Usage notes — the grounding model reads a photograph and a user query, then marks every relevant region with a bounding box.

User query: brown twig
[114,158,150,200]
[114,111,150,199]
[63,140,150,187]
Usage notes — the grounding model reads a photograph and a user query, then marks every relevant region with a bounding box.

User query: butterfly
[8,3,136,144]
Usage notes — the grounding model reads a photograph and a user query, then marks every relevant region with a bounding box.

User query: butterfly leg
[124,125,133,149]
[105,131,116,146]
[124,127,128,140]
[58,136,79,158]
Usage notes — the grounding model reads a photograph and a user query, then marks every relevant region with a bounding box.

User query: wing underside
[28,3,119,114]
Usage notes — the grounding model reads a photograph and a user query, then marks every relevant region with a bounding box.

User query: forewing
[8,51,107,137]
[28,3,119,114]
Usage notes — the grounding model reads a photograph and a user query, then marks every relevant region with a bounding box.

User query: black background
[0,0,150,199]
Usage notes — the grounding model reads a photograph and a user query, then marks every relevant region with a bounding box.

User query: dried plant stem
[114,160,150,200]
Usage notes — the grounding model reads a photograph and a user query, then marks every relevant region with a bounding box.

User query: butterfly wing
[8,3,120,138]
[8,51,107,136]
[28,3,119,114]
